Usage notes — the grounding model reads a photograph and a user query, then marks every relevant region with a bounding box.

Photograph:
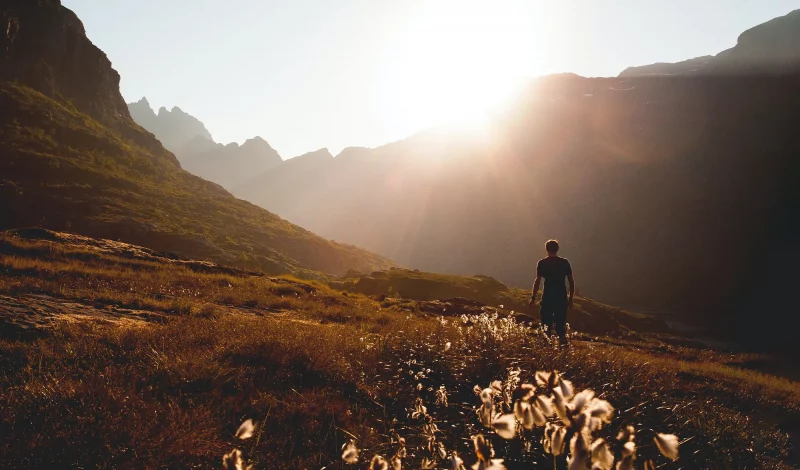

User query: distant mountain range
[0,0,391,278]
[126,98,284,189]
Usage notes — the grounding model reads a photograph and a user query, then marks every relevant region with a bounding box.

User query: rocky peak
[126,102,213,154]
[128,96,158,129]
[1,0,132,130]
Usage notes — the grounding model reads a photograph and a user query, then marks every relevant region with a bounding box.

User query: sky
[63,0,799,158]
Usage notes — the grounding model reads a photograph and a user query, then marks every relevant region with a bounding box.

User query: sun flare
[375,0,549,137]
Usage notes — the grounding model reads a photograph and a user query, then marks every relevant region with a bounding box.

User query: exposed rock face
[621,9,800,76]
[126,97,214,154]
[1,0,130,129]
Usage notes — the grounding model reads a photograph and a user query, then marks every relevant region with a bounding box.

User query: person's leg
[554,302,568,344]
[539,304,554,336]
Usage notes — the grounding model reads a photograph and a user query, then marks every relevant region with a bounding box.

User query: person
[529,239,575,343]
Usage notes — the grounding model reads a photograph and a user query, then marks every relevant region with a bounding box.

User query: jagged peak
[301,148,333,159]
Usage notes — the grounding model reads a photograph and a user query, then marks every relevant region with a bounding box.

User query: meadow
[0,230,797,469]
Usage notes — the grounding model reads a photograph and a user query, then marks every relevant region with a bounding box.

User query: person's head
[545,239,559,255]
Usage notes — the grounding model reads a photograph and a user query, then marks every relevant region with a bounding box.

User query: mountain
[182,137,283,190]
[237,14,800,349]
[0,0,391,278]
[127,97,214,154]
[621,9,800,76]
[127,98,284,189]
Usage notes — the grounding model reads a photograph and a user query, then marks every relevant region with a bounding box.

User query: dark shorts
[539,298,567,337]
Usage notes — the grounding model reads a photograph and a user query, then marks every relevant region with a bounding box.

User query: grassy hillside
[0,83,391,278]
[334,268,668,338]
[0,230,797,469]
[0,0,390,280]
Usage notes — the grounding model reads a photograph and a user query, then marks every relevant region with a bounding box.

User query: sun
[374,0,551,139]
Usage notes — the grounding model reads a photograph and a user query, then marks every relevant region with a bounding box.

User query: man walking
[529,239,575,344]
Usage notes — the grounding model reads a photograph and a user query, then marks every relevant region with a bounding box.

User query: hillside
[0,229,798,468]
[0,0,391,278]
[333,268,670,339]
[621,9,800,76]
[235,13,800,349]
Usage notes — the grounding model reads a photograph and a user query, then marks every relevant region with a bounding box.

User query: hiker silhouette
[529,239,575,344]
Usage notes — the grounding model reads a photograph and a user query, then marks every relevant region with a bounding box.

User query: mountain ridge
[0,0,392,278]
[621,8,800,76]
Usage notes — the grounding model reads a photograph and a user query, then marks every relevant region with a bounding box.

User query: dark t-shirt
[537,256,572,302]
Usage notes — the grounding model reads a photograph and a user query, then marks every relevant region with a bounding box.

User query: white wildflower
[552,388,570,425]
[451,451,465,470]
[559,377,574,399]
[654,433,679,461]
[390,456,402,470]
[591,439,614,470]
[621,441,636,459]
[370,455,389,470]
[342,441,359,464]
[492,413,517,439]
[477,403,493,427]
[536,395,555,417]
[222,449,251,470]
[551,426,567,456]
[617,425,635,442]
[570,389,595,413]
[235,419,255,440]
[588,398,615,424]
[568,432,590,470]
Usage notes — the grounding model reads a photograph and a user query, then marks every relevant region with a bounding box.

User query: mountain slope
[621,8,800,76]
[182,136,283,190]
[0,0,391,278]
[238,17,800,348]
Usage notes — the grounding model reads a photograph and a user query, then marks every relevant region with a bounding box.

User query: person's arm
[567,273,575,308]
[530,275,542,307]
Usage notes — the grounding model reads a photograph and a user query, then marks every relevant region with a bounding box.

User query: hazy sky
[64,0,799,158]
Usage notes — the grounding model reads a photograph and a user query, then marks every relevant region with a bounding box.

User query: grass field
[0,230,798,469]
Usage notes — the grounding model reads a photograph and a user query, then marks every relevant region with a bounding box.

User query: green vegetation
[0,231,797,469]
[0,83,392,279]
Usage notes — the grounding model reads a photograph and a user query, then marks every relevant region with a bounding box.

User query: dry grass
[0,233,798,469]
